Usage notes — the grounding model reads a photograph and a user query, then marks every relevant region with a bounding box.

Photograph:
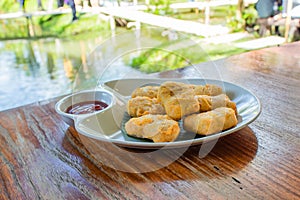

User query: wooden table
[1,41,299,199]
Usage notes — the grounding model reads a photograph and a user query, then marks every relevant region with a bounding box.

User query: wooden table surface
[1,41,299,200]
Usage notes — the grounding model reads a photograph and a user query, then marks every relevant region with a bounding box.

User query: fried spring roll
[196,94,237,114]
[157,81,201,120]
[125,114,180,143]
[131,86,159,99]
[127,96,165,117]
[163,97,199,120]
[194,84,223,96]
[157,81,195,103]
[183,107,238,135]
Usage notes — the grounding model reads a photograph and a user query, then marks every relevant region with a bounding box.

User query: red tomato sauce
[66,101,108,114]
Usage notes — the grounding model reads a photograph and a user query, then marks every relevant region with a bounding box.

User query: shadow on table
[63,125,257,181]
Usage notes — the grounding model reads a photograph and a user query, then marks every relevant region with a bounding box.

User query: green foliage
[0,1,110,39]
[225,5,243,32]
[243,5,258,28]
[0,0,19,13]
[60,14,108,37]
[226,5,259,32]
[0,19,29,38]
[227,16,244,32]
[148,0,172,15]
[0,13,109,39]
[38,14,73,36]
[130,48,189,73]
[128,36,248,73]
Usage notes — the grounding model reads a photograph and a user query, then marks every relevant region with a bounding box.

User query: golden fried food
[125,81,238,142]
[183,107,238,135]
[131,86,159,99]
[157,81,200,120]
[194,84,223,96]
[196,94,237,114]
[157,81,195,103]
[125,114,180,142]
[127,96,165,117]
[163,97,199,120]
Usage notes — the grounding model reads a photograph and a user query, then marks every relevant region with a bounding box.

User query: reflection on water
[0,39,75,111]
[0,28,208,111]
[0,34,144,111]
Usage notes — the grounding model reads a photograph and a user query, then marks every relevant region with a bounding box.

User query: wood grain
[0,42,300,199]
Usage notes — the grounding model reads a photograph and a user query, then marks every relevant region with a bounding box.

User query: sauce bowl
[55,89,114,126]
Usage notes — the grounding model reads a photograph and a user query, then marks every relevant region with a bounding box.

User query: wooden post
[48,0,54,10]
[109,14,116,36]
[25,15,35,38]
[284,0,293,42]
[236,0,244,20]
[204,1,210,25]
[109,15,116,30]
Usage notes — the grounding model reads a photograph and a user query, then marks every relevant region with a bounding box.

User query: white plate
[75,78,261,149]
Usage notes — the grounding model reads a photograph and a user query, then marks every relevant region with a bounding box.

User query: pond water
[0,28,207,111]
[0,30,144,111]
[0,38,75,111]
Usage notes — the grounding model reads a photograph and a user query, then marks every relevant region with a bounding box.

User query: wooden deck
[99,7,229,37]
[235,36,285,50]
[170,0,238,10]
[0,9,75,20]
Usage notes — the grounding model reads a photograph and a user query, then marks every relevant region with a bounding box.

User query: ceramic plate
[75,78,261,149]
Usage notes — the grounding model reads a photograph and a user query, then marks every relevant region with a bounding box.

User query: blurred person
[255,0,276,36]
[270,0,299,36]
[255,0,276,18]
[57,0,78,21]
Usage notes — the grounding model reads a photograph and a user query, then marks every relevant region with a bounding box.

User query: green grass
[126,37,248,73]
[38,13,109,37]
[0,13,110,40]
[0,18,29,38]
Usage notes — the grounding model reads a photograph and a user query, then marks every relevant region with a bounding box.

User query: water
[0,32,145,111]
[0,28,207,111]
[0,39,76,111]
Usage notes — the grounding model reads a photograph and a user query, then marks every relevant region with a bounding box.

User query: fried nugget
[163,96,199,120]
[194,84,223,96]
[125,114,180,142]
[183,107,238,135]
[157,81,195,103]
[196,94,237,114]
[131,86,159,99]
[157,81,199,120]
[127,96,165,117]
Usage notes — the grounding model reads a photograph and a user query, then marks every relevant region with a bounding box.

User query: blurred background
[0,0,299,111]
